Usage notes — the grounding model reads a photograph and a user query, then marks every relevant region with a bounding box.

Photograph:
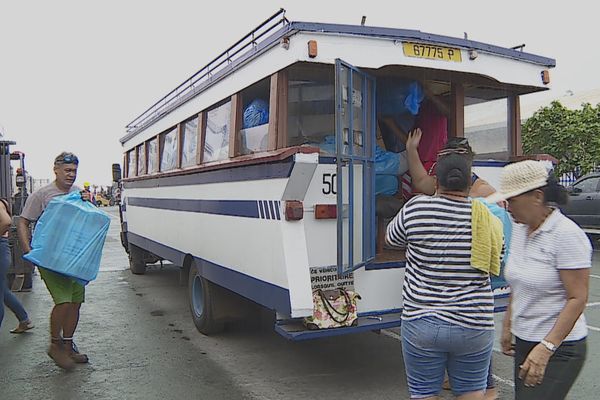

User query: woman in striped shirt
[386,149,501,400]
[487,160,591,399]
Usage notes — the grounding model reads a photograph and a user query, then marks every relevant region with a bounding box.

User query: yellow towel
[471,199,503,276]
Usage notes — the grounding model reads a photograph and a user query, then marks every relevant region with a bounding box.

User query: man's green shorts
[39,267,85,304]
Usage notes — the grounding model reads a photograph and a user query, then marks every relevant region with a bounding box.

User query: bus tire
[128,243,147,275]
[188,265,224,335]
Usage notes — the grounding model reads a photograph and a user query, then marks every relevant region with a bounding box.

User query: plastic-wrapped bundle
[242,99,270,129]
[24,191,110,285]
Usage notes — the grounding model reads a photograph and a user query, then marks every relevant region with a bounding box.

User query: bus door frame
[335,59,376,275]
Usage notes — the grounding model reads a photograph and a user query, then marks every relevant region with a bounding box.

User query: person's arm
[385,206,407,249]
[406,129,436,195]
[501,294,515,356]
[0,202,11,235]
[16,216,33,254]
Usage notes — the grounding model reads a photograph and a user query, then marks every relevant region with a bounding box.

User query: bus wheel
[128,243,147,275]
[188,265,224,335]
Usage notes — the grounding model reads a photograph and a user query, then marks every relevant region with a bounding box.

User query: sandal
[10,320,34,334]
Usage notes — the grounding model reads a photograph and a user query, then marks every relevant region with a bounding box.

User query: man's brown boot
[47,342,75,370]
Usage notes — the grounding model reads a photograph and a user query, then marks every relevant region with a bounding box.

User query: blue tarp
[24,191,110,285]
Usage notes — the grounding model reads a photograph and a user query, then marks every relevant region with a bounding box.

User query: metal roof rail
[125,8,289,136]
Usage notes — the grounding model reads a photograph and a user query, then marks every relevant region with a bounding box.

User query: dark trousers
[514,336,586,400]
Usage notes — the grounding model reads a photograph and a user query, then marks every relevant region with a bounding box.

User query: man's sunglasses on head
[54,153,79,165]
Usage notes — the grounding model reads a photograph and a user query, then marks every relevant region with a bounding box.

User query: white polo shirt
[505,208,592,342]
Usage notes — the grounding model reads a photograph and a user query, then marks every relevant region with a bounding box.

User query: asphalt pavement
[1,207,599,399]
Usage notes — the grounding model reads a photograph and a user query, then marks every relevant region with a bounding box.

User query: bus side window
[203,100,231,162]
[181,115,199,167]
[239,77,271,155]
[137,143,146,176]
[286,62,335,149]
[147,137,159,174]
[160,126,178,172]
[127,149,137,177]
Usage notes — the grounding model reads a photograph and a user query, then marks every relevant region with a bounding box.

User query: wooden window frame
[268,70,288,150]
[508,94,522,157]
[448,82,464,138]
[229,93,243,158]
[197,112,206,165]
[176,122,184,169]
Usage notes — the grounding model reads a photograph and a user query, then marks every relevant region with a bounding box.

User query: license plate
[403,42,462,62]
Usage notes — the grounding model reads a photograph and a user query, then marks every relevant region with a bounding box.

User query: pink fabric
[401,100,447,200]
[415,100,448,166]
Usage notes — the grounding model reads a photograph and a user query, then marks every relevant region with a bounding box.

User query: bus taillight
[285,201,304,221]
[314,204,337,219]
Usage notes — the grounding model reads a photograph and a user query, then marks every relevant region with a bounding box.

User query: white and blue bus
[117,9,554,340]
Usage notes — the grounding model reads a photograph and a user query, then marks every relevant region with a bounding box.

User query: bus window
[203,100,231,162]
[147,137,159,173]
[465,97,509,160]
[181,116,198,168]
[137,143,146,175]
[240,77,270,155]
[286,63,334,149]
[127,149,137,177]
[160,127,178,171]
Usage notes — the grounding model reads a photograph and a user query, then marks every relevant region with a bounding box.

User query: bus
[117,9,554,340]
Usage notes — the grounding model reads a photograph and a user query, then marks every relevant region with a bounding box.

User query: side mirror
[112,163,122,182]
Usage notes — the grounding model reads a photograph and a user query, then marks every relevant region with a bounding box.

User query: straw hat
[485,160,549,203]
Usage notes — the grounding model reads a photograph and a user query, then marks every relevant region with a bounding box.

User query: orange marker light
[285,200,304,221]
[308,40,318,58]
[541,70,550,85]
[314,204,337,219]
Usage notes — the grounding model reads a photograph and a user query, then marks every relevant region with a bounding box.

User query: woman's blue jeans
[0,237,29,328]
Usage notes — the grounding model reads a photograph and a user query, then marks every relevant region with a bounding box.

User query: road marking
[492,374,514,388]
[586,302,600,307]
[381,330,514,388]
[590,274,600,279]
[380,329,402,341]
[587,325,600,332]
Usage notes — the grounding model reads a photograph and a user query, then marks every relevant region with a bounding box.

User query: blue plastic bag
[243,99,270,129]
[23,191,110,285]
[375,175,399,196]
[377,79,424,116]
[375,146,401,175]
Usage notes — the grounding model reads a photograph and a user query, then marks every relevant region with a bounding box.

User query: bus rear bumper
[274,311,402,341]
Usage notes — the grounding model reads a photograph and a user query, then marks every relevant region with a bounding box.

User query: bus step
[274,312,402,341]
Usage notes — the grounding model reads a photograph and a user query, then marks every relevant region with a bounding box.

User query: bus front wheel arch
[188,264,225,335]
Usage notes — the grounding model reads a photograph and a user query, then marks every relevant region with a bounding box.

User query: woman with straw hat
[487,160,591,399]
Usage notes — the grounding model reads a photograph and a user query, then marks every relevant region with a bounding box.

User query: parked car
[561,172,600,232]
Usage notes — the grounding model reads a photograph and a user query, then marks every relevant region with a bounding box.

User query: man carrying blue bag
[17,152,109,370]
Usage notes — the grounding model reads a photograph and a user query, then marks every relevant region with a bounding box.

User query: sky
[1,0,599,186]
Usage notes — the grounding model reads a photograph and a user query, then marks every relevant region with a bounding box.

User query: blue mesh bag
[243,99,270,129]
[23,191,110,285]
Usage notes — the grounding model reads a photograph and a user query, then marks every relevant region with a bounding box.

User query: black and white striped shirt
[386,195,494,330]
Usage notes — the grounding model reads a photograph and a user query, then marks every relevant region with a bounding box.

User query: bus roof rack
[125,8,290,137]
[122,10,556,142]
